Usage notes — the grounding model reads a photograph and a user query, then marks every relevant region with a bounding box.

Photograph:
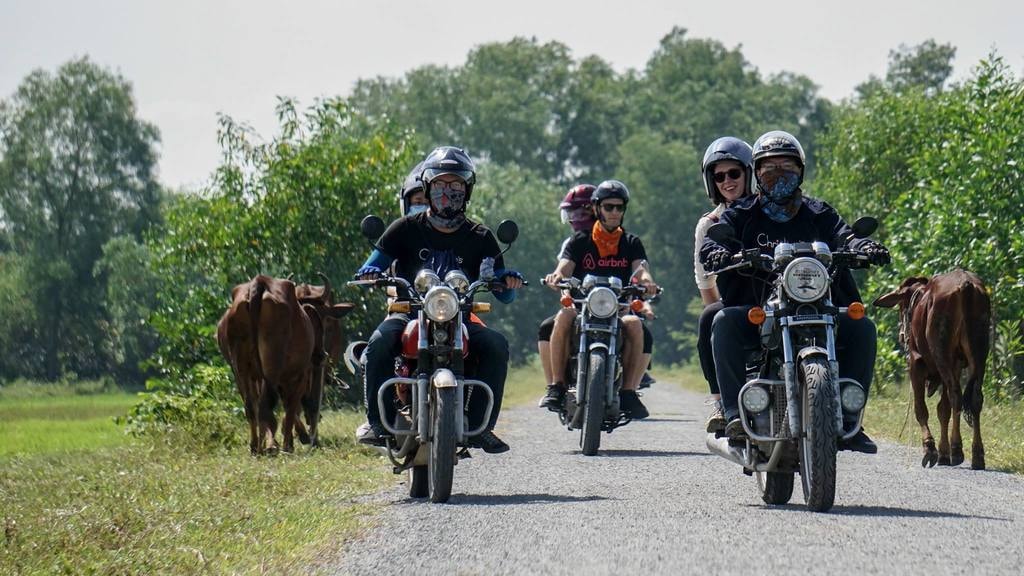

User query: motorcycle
[345,215,522,503]
[545,268,658,456]
[704,217,882,512]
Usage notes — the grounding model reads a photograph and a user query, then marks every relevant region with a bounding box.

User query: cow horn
[317,271,332,301]
[286,272,295,281]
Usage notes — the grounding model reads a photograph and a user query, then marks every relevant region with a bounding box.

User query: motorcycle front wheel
[798,357,838,512]
[580,350,606,456]
[428,386,457,503]
[757,470,795,505]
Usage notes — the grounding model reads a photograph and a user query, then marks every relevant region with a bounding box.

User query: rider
[694,137,753,433]
[398,161,429,216]
[539,179,659,419]
[538,184,657,400]
[354,146,524,454]
[700,130,890,453]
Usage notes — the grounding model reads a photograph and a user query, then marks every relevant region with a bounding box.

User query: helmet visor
[422,168,475,185]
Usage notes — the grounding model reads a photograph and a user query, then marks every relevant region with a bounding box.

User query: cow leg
[911,360,938,467]
[970,406,986,470]
[948,373,965,467]
[936,385,952,466]
[281,380,306,454]
[258,380,280,455]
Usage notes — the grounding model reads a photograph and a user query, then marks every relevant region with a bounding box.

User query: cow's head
[295,273,355,360]
[873,276,930,309]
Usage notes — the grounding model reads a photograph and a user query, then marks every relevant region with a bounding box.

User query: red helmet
[560,184,595,210]
[560,184,596,232]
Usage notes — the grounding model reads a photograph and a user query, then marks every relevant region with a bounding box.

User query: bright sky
[2,0,1021,190]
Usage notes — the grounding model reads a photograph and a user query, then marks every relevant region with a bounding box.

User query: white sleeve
[694,216,715,290]
[555,237,571,262]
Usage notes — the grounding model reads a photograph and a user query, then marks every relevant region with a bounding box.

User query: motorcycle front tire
[580,350,606,456]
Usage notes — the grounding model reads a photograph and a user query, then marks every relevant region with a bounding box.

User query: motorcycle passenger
[540,179,659,419]
[354,146,524,454]
[699,130,890,453]
[398,161,430,216]
[694,137,753,433]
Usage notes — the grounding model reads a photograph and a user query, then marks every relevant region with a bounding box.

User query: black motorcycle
[704,217,883,512]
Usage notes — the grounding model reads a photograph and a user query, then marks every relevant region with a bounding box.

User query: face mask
[406,204,428,216]
[760,193,803,223]
[429,181,467,219]
[758,169,801,205]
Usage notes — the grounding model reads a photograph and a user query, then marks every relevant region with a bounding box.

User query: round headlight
[840,382,867,413]
[782,257,829,303]
[444,270,470,293]
[741,385,771,413]
[423,286,459,322]
[414,270,442,294]
[586,287,618,318]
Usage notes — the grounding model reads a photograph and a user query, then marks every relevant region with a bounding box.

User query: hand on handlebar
[543,271,564,290]
[705,248,733,273]
[355,264,383,281]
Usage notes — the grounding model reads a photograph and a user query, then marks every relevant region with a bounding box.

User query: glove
[705,248,732,272]
[497,269,525,282]
[862,242,891,266]
[355,264,383,279]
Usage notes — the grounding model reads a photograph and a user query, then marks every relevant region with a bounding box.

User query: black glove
[862,241,891,266]
[705,247,733,272]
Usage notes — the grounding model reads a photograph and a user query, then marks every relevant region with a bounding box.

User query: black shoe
[468,430,510,454]
[538,384,566,412]
[639,372,656,389]
[356,421,389,446]
[619,390,649,420]
[724,417,747,439]
[839,430,878,454]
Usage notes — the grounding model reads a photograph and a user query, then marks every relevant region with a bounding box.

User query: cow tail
[963,285,991,429]
[247,278,267,380]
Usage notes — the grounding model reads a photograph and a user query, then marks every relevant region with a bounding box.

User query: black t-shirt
[377,212,504,285]
[561,229,647,283]
[699,194,862,307]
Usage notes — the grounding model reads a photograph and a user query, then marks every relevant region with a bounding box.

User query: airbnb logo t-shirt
[559,229,647,283]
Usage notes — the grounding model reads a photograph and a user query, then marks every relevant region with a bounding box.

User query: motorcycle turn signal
[747,307,766,325]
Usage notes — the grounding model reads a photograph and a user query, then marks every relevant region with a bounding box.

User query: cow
[216,274,353,454]
[874,269,990,470]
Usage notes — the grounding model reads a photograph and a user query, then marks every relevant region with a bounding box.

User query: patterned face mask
[758,169,801,205]
[427,179,468,228]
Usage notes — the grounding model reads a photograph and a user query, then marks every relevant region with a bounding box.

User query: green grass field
[0,384,394,575]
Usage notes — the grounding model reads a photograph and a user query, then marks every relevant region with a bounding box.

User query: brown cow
[217,275,353,454]
[874,269,990,470]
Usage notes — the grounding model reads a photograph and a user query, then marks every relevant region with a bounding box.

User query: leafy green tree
[0,57,161,380]
[856,39,957,99]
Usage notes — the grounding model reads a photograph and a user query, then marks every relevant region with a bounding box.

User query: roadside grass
[652,363,1024,475]
[501,357,545,408]
[1,390,395,575]
[0,391,137,456]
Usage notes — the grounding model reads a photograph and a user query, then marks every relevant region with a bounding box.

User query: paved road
[329,383,1024,575]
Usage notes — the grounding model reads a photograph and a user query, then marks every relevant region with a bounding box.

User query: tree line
[1,32,1021,434]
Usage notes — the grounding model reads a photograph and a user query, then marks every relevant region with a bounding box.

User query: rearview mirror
[496,219,519,244]
[360,215,386,242]
[707,223,739,247]
[851,216,878,239]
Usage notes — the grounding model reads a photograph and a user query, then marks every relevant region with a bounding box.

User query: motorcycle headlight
[841,382,867,413]
[423,286,459,322]
[741,385,771,413]
[782,257,829,303]
[444,270,470,293]
[586,287,618,318]
[414,270,442,294]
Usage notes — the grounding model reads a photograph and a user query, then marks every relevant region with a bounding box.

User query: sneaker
[705,400,726,433]
[355,421,389,446]
[839,429,878,454]
[468,430,510,454]
[639,372,656,389]
[618,389,649,420]
[724,417,747,439]
[538,384,566,412]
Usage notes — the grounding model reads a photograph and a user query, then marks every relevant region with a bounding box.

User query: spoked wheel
[798,357,838,512]
[428,387,457,503]
[580,350,607,456]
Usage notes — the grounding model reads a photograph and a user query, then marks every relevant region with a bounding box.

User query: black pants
[364,314,508,432]
[711,305,876,423]
[697,301,724,395]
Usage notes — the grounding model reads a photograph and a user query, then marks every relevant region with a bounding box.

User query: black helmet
[398,161,425,215]
[420,146,477,202]
[701,137,753,205]
[752,130,805,191]
[592,179,630,206]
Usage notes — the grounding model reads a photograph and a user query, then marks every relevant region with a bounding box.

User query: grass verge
[0,400,393,575]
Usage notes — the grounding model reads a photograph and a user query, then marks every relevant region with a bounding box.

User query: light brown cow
[217,275,353,454]
[874,269,990,469]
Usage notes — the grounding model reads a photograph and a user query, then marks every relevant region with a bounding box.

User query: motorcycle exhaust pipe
[705,434,748,467]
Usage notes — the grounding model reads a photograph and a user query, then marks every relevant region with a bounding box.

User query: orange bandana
[591,221,623,258]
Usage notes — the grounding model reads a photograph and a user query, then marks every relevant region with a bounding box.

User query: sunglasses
[600,203,626,213]
[713,168,744,183]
